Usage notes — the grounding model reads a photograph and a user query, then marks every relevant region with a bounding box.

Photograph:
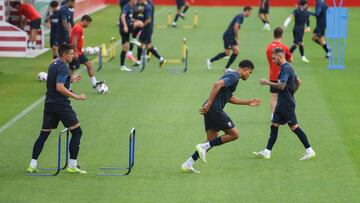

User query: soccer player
[46,1,60,59]
[311,0,330,58]
[135,0,165,67]
[69,15,104,89]
[10,2,41,49]
[265,27,292,118]
[27,44,87,174]
[55,0,75,47]
[207,7,253,72]
[283,0,311,63]
[253,47,316,160]
[172,0,193,27]
[119,0,144,72]
[181,60,261,173]
[258,0,271,31]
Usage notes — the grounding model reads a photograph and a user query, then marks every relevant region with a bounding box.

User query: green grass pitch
[0,5,360,202]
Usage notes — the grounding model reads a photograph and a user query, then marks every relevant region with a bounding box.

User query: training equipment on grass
[37,72,47,82]
[157,10,199,29]
[165,38,189,73]
[97,128,136,176]
[95,83,109,94]
[326,0,348,69]
[97,37,117,72]
[26,128,69,176]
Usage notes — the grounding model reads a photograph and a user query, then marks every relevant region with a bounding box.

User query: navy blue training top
[49,10,59,36]
[292,7,310,29]
[315,0,328,27]
[120,3,135,28]
[45,59,71,104]
[224,13,244,37]
[57,5,71,36]
[277,63,297,107]
[206,71,240,111]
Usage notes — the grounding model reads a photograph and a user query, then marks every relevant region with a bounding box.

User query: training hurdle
[26,128,69,176]
[157,10,199,29]
[97,37,117,72]
[97,128,136,176]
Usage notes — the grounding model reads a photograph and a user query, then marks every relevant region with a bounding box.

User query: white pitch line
[0,7,167,135]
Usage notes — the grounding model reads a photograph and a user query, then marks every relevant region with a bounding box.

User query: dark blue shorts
[30,18,41,29]
[42,103,79,129]
[272,104,298,126]
[69,54,89,70]
[55,33,70,46]
[176,0,185,9]
[204,109,235,132]
[139,28,153,44]
[313,25,326,37]
[293,27,304,44]
[259,4,270,14]
[119,25,133,44]
[223,34,237,49]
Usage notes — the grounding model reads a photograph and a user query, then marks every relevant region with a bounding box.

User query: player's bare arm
[260,79,286,90]
[56,83,86,100]
[199,80,225,115]
[294,76,302,93]
[229,96,261,106]
[121,14,128,33]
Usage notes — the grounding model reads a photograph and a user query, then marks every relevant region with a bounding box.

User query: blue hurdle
[326,0,349,69]
[97,128,136,176]
[26,128,69,176]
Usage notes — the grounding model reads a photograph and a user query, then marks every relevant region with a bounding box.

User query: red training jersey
[70,23,84,56]
[18,3,41,21]
[266,40,292,81]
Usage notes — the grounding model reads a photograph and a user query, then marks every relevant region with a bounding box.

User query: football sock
[266,125,279,150]
[149,47,161,59]
[90,76,97,86]
[209,136,223,147]
[314,39,321,45]
[261,19,266,24]
[290,45,297,53]
[299,45,305,57]
[225,53,238,69]
[120,50,126,66]
[210,52,226,62]
[174,14,180,23]
[32,131,51,159]
[191,148,212,162]
[69,159,77,168]
[137,47,143,61]
[322,44,329,53]
[129,43,134,51]
[69,127,82,160]
[183,5,189,14]
[30,159,37,168]
[293,127,311,148]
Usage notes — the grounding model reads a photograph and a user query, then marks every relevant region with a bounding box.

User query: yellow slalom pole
[194,10,199,27]
[182,38,187,62]
[167,10,173,27]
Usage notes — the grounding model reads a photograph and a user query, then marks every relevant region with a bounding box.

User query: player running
[172,0,193,27]
[259,0,271,31]
[311,0,331,58]
[46,1,60,59]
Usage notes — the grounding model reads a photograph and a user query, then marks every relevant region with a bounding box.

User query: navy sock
[129,43,134,51]
[149,47,161,59]
[314,39,321,45]
[299,45,304,57]
[191,148,211,161]
[261,19,266,24]
[225,53,238,69]
[209,136,223,147]
[322,44,329,53]
[290,45,297,53]
[293,127,311,148]
[174,14,179,22]
[137,47,143,61]
[69,127,82,160]
[210,52,226,62]
[32,131,51,159]
[183,6,189,14]
[120,50,126,66]
[266,125,279,150]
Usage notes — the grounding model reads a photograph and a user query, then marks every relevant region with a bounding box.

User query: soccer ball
[96,83,109,94]
[85,47,95,55]
[93,47,100,55]
[37,72,47,82]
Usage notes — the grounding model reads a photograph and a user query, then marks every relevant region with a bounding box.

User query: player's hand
[304,27,311,32]
[71,74,82,83]
[260,79,269,85]
[199,102,211,115]
[77,93,86,101]
[248,99,261,107]
[124,26,128,33]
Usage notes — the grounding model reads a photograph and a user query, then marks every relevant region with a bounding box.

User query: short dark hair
[81,15,92,22]
[273,27,283,39]
[58,44,74,56]
[238,59,254,69]
[50,1,59,8]
[243,6,252,12]
[272,47,285,55]
[299,0,308,6]
[10,1,21,8]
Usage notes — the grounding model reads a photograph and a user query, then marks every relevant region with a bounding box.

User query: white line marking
[0,7,167,135]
